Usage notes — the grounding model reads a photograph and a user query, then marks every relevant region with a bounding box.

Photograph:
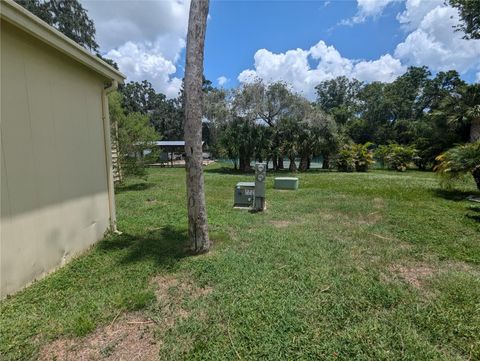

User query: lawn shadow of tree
[466,206,480,223]
[431,188,479,202]
[98,225,192,269]
[432,188,480,224]
[115,182,156,194]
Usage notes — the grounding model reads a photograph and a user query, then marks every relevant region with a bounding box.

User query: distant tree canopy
[312,67,479,169]
[449,0,480,39]
[16,0,119,69]
[140,65,477,173]
[16,0,99,51]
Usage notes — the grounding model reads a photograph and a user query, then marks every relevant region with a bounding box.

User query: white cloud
[238,41,405,99]
[217,76,229,86]
[240,0,479,98]
[83,0,190,50]
[476,72,480,82]
[394,5,480,72]
[396,0,443,31]
[82,0,191,98]
[105,41,183,99]
[341,0,399,25]
[353,54,405,82]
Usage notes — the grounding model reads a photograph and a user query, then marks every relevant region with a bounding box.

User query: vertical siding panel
[0,22,113,296]
[0,27,43,290]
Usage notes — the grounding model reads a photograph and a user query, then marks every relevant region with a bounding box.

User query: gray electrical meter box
[234,182,255,208]
[255,163,266,197]
[254,163,267,211]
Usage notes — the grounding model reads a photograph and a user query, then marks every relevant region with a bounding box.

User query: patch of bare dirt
[39,275,213,361]
[357,211,383,225]
[388,264,435,289]
[38,313,159,361]
[152,275,212,303]
[373,197,385,209]
[270,220,292,228]
[152,275,213,328]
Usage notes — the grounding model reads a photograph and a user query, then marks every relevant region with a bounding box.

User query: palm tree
[435,141,480,191]
[442,84,480,142]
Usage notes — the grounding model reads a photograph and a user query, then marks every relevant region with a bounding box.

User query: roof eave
[0,0,125,84]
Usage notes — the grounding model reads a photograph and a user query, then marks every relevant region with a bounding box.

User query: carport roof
[155,141,205,146]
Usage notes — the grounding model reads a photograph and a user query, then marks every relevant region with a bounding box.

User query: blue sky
[204,0,406,87]
[84,0,480,99]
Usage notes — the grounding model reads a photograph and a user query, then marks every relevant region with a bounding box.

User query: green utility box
[234,182,255,208]
[274,177,299,190]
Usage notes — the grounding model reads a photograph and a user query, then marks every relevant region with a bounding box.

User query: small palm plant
[434,141,480,191]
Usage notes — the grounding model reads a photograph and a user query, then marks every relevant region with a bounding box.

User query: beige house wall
[1,21,113,297]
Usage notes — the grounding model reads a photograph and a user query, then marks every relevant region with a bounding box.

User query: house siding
[1,22,111,296]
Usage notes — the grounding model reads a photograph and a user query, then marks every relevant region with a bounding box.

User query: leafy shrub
[336,147,356,172]
[336,143,375,172]
[376,144,417,172]
[434,141,480,191]
[109,91,160,178]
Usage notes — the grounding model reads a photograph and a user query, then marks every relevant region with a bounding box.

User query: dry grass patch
[357,211,383,225]
[152,275,212,328]
[38,313,159,361]
[388,264,435,289]
[373,197,385,209]
[38,275,213,361]
[270,220,292,228]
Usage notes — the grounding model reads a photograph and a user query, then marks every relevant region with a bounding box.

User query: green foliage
[376,144,417,172]
[435,141,480,190]
[336,143,375,172]
[315,76,362,125]
[109,91,159,177]
[449,0,480,39]
[16,0,99,51]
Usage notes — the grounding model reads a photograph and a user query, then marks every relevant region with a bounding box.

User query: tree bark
[472,165,480,191]
[289,156,297,172]
[184,0,210,253]
[299,155,308,171]
[278,156,284,169]
[470,117,480,142]
[322,154,330,169]
[239,153,252,172]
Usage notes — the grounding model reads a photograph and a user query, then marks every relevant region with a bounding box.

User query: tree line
[111,68,478,178]
[16,0,480,190]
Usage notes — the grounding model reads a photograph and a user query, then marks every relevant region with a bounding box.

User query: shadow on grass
[115,182,156,194]
[431,188,479,202]
[98,225,192,268]
[466,206,480,223]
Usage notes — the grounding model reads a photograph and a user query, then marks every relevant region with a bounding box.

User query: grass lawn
[1,164,479,360]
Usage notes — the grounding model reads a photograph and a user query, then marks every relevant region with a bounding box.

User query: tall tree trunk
[278,156,284,169]
[299,154,308,171]
[239,152,252,172]
[184,0,210,253]
[471,117,480,142]
[322,154,330,169]
[272,156,278,170]
[289,156,297,172]
[472,165,480,191]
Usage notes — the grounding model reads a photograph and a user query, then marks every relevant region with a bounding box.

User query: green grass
[1,164,479,360]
